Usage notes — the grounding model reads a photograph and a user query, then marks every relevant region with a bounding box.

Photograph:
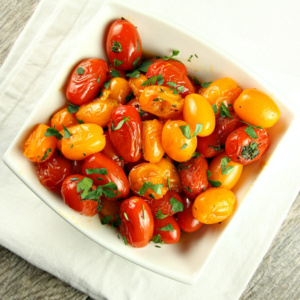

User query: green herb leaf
[167,81,177,87]
[86,168,108,175]
[188,54,193,62]
[151,234,162,243]
[110,69,121,78]
[156,210,168,219]
[170,197,184,213]
[150,184,164,195]
[212,104,218,114]
[123,235,128,245]
[177,85,184,92]
[76,67,84,75]
[192,152,201,158]
[133,57,140,68]
[241,142,259,161]
[67,102,80,114]
[158,224,174,231]
[141,75,164,87]
[179,123,202,139]
[77,118,84,124]
[62,124,72,139]
[101,215,112,225]
[96,74,101,83]
[125,91,135,102]
[219,102,232,119]
[209,144,224,152]
[180,143,188,150]
[113,59,124,67]
[69,177,78,181]
[201,82,212,88]
[41,148,51,161]
[245,126,258,139]
[163,50,180,61]
[103,182,118,191]
[44,126,63,140]
[124,212,129,221]
[142,205,145,219]
[103,79,112,90]
[138,182,153,196]
[137,39,140,52]
[207,170,222,187]
[126,70,140,78]
[193,76,200,86]
[111,116,130,131]
[220,157,235,175]
[137,60,152,72]
[77,177,94,199]
[166,177,171,190]
[111,40,122,53]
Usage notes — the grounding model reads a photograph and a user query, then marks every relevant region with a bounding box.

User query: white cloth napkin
[1,0,300,299]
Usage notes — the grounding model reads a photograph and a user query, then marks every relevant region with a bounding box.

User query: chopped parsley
[132,57,140,68]
[212,104,218,114]
[110,69,121,78]
[158,224,174,232]
[170,197,184,213]
[86,168,108,175]
[103,79,112,90]
[180,143,188,150]
[111,116,130,131]
[219,102,232,119]
[166,177,171,190]
[141,75,164,87]
[207,170,222,187]
[62,124,72,139]
[138,182,164,196]
[193,76,200,86]
[188,54,193,62]
[67,102,80,114]
[76,67,84,75]
[111,40,122,53]
[179,123,203,139]
[41,148,51,161]
[113,59,124,67]
[163,50,180,61]
[44,126,63,140]
[96,74,101,83]
[101,215,112,225]
[241,142,259,160]
[201,82,212,88]
[156,210,168,219]
[220,157,234,175]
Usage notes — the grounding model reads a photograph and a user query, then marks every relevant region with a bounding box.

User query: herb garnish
[158,224,174,232]
[67,102,80,114]
[44,126,63,140]
[201,82,212,88]
[76,67,84,75]
[170,197,184,213]
[163,50,180,61]
[41,148,51,161]
[138,182,164,196]
[179,123,203,139]
[166,177,171,190]
[141,74,164,87]
[212,104,218,114]
[219,102,232,119]
[113,59,124,67]
[111,40,123,53]
[133,57,140,68]
[220,157,234,175]
[207,170,222,187]
[110,69,121,78]
[103,79,112,90]
[86,168,108,175]
[241,142,259,160]
[111,116,130,131]
[156,210,168,219]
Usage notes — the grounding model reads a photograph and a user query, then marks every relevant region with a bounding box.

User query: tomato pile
[23,18,281,248]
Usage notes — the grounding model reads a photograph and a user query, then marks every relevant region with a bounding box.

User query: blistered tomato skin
[36,151,73,193]
[50,107,78,132]
[149,58,187,75]
[108,77,131,104]
[225,126,269,165]
[61,175,98,216]
[178,155,209,199]
[119,197,154,248]
[162,120,197,162]
[106,19,142,71]
[128,74,147,98]
[183,94,215,137]
[233,88,281,128]
[153,216,181,244]
[60,124,106,160]
[109,105,142,163]
[82,153,129,200]
[66,58,108,105]
[176,195,203,233]
[24,124,57,163]
[192,188,236,224]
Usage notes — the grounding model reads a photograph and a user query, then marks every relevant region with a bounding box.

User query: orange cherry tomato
[24,124,57,163]
[162,120,197,162]
[106,19,142,71]
[60,124,106,160]
[153,215,181,244]
[128,162,168,200]
[119,197,154,248]
[183,93,216,137]
[50,107,78,132]
[233,88,280,128]
[139,85,184,119]
[127,98,157,121]
[209,152,243,190]
[192,187,236,224]
[66,58,108,105]
[108,77,131,104]
[142,119,164,163]
[128,74,147,97]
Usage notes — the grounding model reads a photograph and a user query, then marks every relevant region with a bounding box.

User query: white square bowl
[3,0,299,284]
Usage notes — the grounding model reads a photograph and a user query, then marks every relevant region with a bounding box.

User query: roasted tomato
[50,107,78,132]
[153,216,181,244]
[99,198,121,226]
[225,126,269,165]
[197,111,242,158]
[66,58,108,105]
[106,19,142,71]
[176,195,203,233]
[128,163,168,200]
[81,153,129,200]
[192,187,236,224]
[108,77,131,104]
[36,150,73,193]
[24,124,57,163]
[128,74,147,98]
[233,88,280,128]
[107,66,126,81]
[119,197,154,248]
[178,154,209,199]
[61,175,98,216]
[149,58,187,75]
[146,60,194,97]
[108,105,142,163]
[127,98,157,121]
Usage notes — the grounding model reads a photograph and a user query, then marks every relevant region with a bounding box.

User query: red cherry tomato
[119,197,154,248]
[146,60,194,97]
[81,153,129,200]
[176,195,203,233]
[66,58,108,105]
[36,151,73,193]
[150,58,187,75]
[178,155,209,199]
[225,126,269,165]
[108,105,142,163]
[106,19,142,71]
[153,216,181,244]
[197,111,242,158]
[61,175,98,216]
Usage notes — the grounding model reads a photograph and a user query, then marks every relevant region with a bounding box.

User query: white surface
[1,0,300,299]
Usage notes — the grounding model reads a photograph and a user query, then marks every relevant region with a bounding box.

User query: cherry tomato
[149,58,187,75]
[225,126,269,165]
[36,150,73,193]
[146,60,194,97]
[119,197,154,248]
[162,120,197,162]
[153,216,181,244]
[108,77,131,104]
[107,66,126,81]
[82,153,129,200]
[128,163,168,200]
[183,93,215,137]
[176,195,203,233]
[61,175,98,216]
[178,154,209,199]
[66,58,108,105]
[139,86,184,119]
[142,119,164,163]
[106,19,142,71]
[128,74,147,98]
[127,98,157,121]
[50,107,78,132]
[60,124,106,160]
[234,88,280,128]
[197,111,242,158]
[24,124,57,163]
[209,152,243,190]
[192,187,236,224]
[108,105,142,163]
[99,198,121,225]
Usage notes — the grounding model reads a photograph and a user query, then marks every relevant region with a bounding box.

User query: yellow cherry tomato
[24,124,57,163]
[162,120,197,162]
[60,124,106,160]
[192,188,236,224]
[209,153,243,190]
[142,119,164,163]
[109,77,131,104]
[155,158,182,193]
[50,107,78,132]
[233,88,280,128]
[183,93,215,137]
[139,85,184,119]
[128,74,147,97]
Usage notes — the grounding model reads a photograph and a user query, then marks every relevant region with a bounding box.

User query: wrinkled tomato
[153,215,181,244]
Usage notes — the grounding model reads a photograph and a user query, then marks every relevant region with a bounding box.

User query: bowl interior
[3,1,295,284]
